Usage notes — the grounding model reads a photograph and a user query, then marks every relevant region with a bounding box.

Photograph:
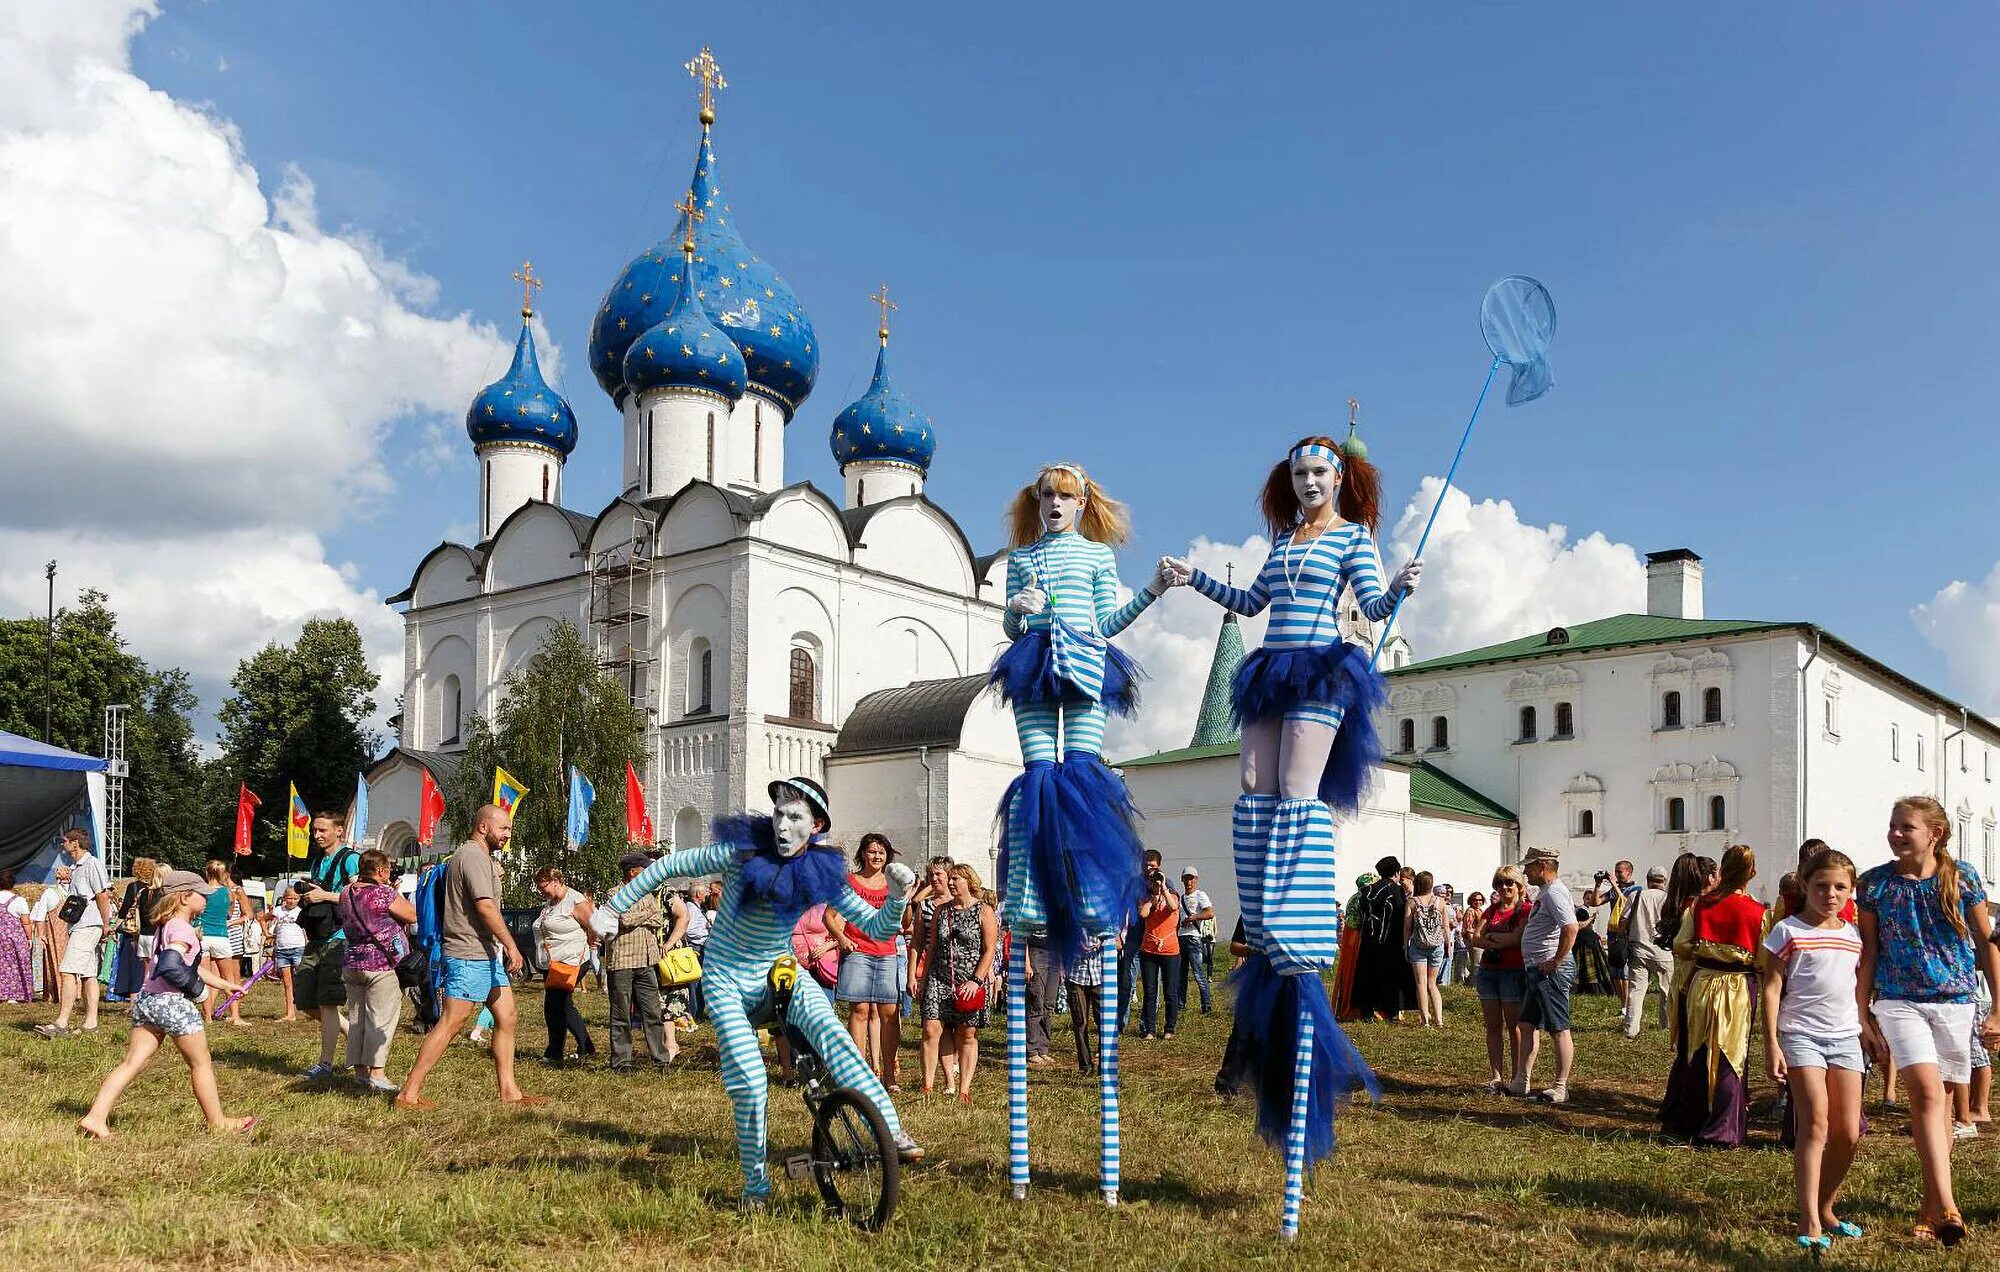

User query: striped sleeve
[830,885,907,941]
[609,842,734,912]
[1344,526,1397,622]
[1094,547,1156,638]
[1189,552,1273,616]
[1002,550,1029,638]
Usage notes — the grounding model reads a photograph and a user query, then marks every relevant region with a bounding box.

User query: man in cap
[1177,867,1215,1015]
[591,777,923,1209]
[1509,846,1580,1103]
[606,850,674,1072]
[1621,865,1674,1038]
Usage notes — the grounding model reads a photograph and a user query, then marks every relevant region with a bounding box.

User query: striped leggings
[1236,704,1347,973]
[707,959,904,1197]
[1013,698,1108,764]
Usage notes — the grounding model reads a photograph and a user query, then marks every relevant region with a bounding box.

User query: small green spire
[1189,612,1247,747]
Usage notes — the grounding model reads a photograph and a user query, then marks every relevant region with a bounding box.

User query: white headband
[1288,442,1341,466]
[1039,462,1087,485]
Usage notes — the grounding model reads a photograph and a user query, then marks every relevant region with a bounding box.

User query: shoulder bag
[341,887,427,992]
[658,944,703,987]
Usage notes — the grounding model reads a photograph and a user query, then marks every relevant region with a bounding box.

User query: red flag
[625,760,653,845]
[233,783,261,856]
[418,768,447,848]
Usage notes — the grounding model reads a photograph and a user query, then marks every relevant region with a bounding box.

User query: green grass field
[1,979,1992,1270]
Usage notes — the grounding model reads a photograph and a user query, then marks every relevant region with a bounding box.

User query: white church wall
[483,504,582,592]
[850,503,973,594]
[663,577,731,718]
[759,581,838,721]
[658,485,740,553]
[947,750,1019,882]
[757,492,846,561]
[479,445,562,541]
[978,554,1009,606]
[638,392,725,501]
[412,546,480,608]
[418,633,474,749]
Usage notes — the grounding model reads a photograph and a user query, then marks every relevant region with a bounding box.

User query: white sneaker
[1952,1121,1979,1140]
[894,1131,925,1163]
[1534,1085,1570,1105]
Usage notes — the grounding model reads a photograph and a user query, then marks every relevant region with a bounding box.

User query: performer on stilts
[1171,433,1420,1238]
[590,777,922,1211]
[987,461,1182,1205]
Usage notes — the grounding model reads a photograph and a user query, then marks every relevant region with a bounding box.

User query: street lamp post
[42,560,56,743]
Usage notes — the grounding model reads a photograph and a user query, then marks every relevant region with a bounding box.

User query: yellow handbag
[658,945,703,987]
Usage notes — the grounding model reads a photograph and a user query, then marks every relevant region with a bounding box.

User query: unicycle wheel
[810,1086,900,1231]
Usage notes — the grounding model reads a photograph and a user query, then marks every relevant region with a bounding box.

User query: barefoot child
[1856,796,2000,1247]
[78,870,255,1139]
[1762,848,1865,1254]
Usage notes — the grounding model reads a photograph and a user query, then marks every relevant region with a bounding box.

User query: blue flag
[350,773,370,849]
[565,766,595,851]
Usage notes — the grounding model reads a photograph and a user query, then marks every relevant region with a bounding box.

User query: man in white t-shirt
[36,829,112,1037]
[1177,869,1215,1015]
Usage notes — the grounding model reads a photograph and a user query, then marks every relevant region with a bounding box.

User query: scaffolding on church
[102,703,128,878]
[589,510,656,715]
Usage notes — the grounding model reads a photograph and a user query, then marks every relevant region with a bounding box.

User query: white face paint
[1038,479,1086,534]
[1291,455,1341,519]
[772,796,818,858]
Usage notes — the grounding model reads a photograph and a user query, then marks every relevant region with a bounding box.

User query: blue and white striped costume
[987,528,1156,1204]
[608,836,906,1200]
[1190,519,1393,1218]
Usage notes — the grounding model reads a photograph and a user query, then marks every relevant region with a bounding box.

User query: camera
[1594,870,1610,883]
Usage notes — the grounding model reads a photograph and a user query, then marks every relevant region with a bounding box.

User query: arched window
[441,674,462,747]
[1709,795,1727,831]
[1666,797,1686,832]
[1399,718,1416,754]
[858,478,866,504]
[1578,809,1595,837]
[687,639,713,715]
[1702,686,1722,724]
[541,464,550,501]
[1553,701,1574,738]
[1431,715,1450,750]
[1518,705,1537,742]
[1661,690,1682,729]
[706,412,716,482]
[754,401,764,484]
[788,647,818,721]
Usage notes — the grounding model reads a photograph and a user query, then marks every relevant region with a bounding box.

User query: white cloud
[1107,482,1646,760]
[1381,478,1647,660]
[1913,562,2000,717]
[0,0,522,741]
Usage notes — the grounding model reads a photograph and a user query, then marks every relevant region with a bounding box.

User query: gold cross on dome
[675,190,704,257]
[512,260,543,319]
[685,47,726,125]
[869,283,897,344]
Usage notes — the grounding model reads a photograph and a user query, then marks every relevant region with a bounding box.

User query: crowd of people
[12,791,1999,1249]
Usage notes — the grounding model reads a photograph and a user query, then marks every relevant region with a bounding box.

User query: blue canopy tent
[0,730,106,877]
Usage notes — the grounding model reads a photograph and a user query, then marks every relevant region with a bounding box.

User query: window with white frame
[1666,796,1687,832]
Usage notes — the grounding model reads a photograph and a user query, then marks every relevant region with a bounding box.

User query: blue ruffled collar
[719,814,848,926]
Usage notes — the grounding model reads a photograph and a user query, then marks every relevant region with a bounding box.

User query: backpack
[1412,898,1445,950]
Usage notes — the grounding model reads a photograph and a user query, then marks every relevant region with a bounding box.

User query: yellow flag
[287,783,310,859]
[493,766,528,816]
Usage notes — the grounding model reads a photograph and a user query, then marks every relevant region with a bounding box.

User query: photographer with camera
[1584,860,1642,1015]
[1136,866,1183,1040]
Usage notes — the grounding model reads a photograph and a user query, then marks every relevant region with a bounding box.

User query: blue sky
[116,1,2000,706]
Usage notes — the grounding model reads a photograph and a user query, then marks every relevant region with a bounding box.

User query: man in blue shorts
[395,804,545,1110]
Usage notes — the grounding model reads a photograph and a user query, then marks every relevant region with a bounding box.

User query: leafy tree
[0,590,208,867]
[216,617,380,872]
[444,621,646,903]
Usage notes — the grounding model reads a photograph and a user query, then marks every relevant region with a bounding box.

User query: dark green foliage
[443,620,645,903]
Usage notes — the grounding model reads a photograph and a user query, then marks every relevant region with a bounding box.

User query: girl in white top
[1760,847,1865,1254]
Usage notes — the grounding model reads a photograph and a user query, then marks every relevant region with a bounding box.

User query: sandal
[1824,1221,1863,1240]
[1936,1211,1966,1248]
[1794,1234,1829,1259]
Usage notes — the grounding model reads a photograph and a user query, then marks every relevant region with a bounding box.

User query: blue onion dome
[587,130,819,414]
[622,224,747,401]
[831,334,934,473]
[466,319,577,455]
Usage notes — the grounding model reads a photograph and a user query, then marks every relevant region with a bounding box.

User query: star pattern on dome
[467,314,578,457]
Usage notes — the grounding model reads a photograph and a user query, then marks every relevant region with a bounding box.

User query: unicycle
[758,955,901,1230]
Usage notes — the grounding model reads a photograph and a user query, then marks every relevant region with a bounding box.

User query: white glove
[1151,556,1191,592]
[1007,568,1048,616]
[588,907,621,940]
[885,862,915,899]
[1390,558,1423,596]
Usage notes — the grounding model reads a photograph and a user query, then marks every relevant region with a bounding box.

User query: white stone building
[370,77,1020,861]
[1379,548,2000,898]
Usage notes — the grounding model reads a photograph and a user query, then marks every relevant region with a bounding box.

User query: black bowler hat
[769,776,833,832]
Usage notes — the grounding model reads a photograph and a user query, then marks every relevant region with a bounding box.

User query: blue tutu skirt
[1223,954,1380,1167]
[988,625,1142,717]
[1230,640,1388,814]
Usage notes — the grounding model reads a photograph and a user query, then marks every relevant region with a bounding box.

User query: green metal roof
[1188,613,1246,747]
[1391,613,1798,676]
[1115,743,1514,825]
[1408,761,1515,823]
